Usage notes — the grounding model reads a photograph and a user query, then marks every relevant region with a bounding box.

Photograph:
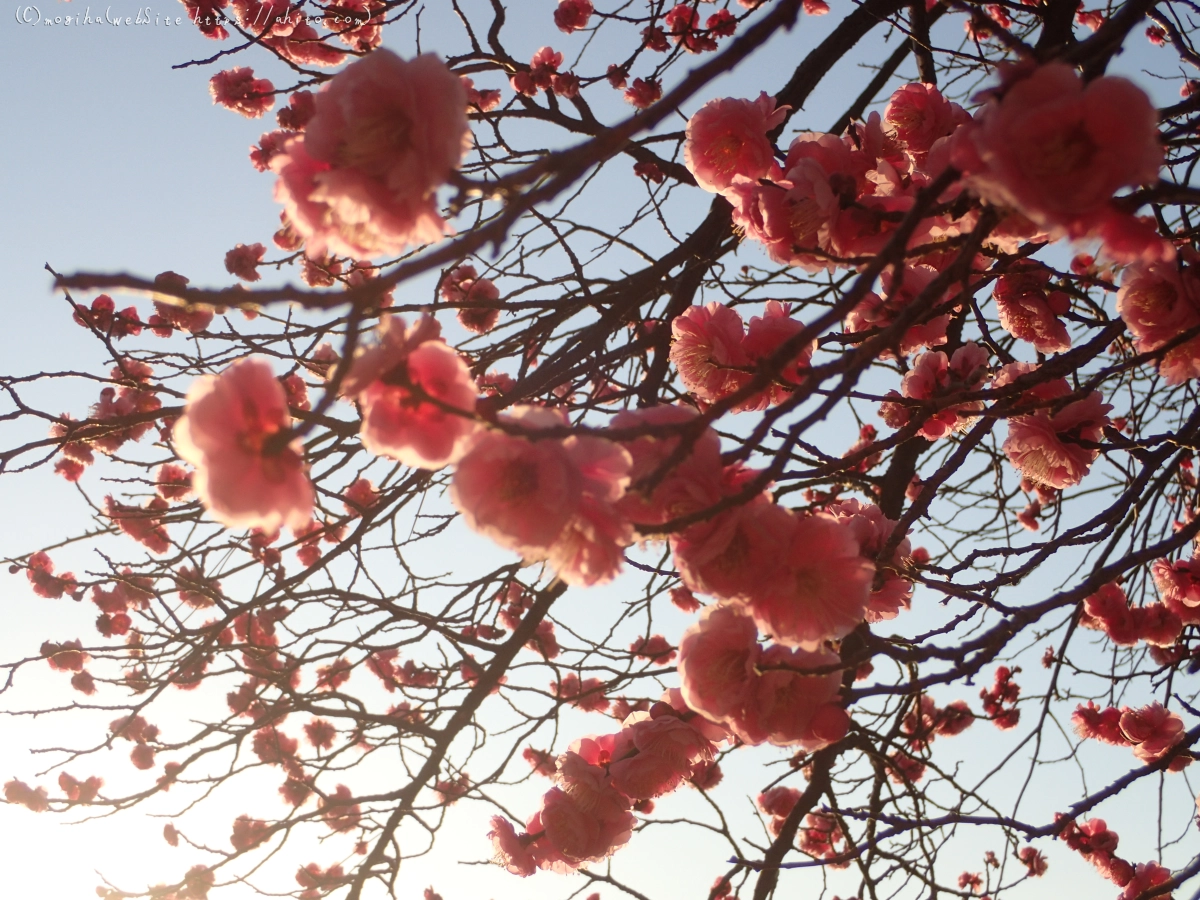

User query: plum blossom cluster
[163,358,923,874]
[451,404,634,587]
[1057,816,1175,899]
[679,69,1182,487]
[755,789,847,867]
[1078,582,1185,649]
[1072,701,1192,769]
[951,64,1166,263]
[687,83,979,272]
[993,263,1072,354]
[50,358,163,483]
[209,67,274,119]
[23,551,78,600]
[489,694,723,875]
[440,264,501,334]
[1151,547,1200,633]
[511,47,580,100]
[72,294,142,339]
[887,694,975,783]
[677,605,849,749]
[979,666,1021,730]
[878,342,989,441]
[678,72,1161,494]
[669,300,814,411]
[553,0,592,34]
[174,357,313,534]
[467,410,930,872]
[658,4,737,54]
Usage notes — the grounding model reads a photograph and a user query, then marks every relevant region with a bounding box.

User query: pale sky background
[0,2,1196,899]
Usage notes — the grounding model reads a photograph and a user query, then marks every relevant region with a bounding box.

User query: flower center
[1024,123,1094,182]
[499,458,540,501]
[787,195,823,246]
[337,110,413,176]
[707,133,745,173]
[1133,281,1179,322]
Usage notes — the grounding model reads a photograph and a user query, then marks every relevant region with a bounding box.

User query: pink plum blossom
[993,264,1072,354]
[272,50,469,259]
[664,4,717,53]
[545,435,635,586]
[441,265,502,334]
[678,606,847,749]
[451,407,581,558]
[1058,817,1122,881]
[1116,260,1200,384]
[487,816,538,876]
[677,604,761,727]
[624,78,662,109]
[739,510,874,648]
[174,358,314,532]
[452,408,633,583]
[827,497,914,622]
[671,495,793,604]
[554,0,593,33]
[462,77,501,113]
[224,242,267,282]
[343,316,478,469]
[740,301,815,409]
[551,72,580,99]
[882,82,969,159]
[798,811,848,866]
[1138,602,1187,647]
[511,70,537,97]
[527,47,563,91]
[1079,582,1143,646]
[106,496,170,554]
[608,714,714,798]
[1002,392,1111,489]
[277,90,316,131]
[895,342,989,440]
[845,264,953,357]
[707,9,737,36]
[726,130,870,270]
[952,63,1164,255]
[156,463,193,500]
[536,786,635,868]
[671,302,813,411]
[758,786,801,823]
[611,405,724,527]
[1015,499,1042,532]
[1151,553,1200,625]
[1073,701,1129,746]
[1078,582,1183,648]
[263,22,348,69]
[554,749,629,817]
[210,67,275,119]
[1119,702,1190,767]
[738,644,848,748]
[684,94,788,194]
[995,365,1111,489]
[670,303,751,405]
[1117,862,1174,900]
[629,634,676,666]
